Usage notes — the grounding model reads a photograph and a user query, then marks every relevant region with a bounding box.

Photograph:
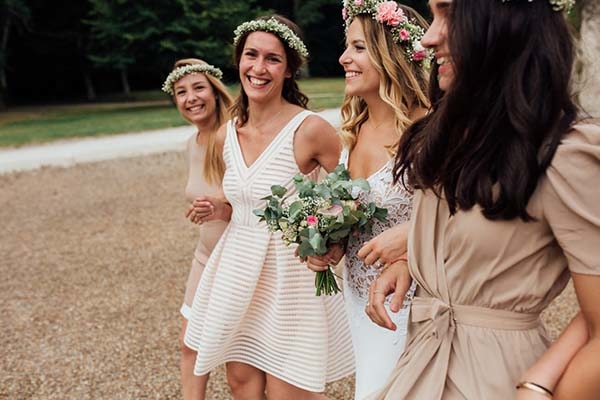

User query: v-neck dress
[184,110,354,392]
[371,122,600,399]
[340,148,416,399]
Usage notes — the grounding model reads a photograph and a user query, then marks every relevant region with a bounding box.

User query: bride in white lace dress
[305,3,430,399]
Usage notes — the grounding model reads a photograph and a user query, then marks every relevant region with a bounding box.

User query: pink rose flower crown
[341,0,432,67]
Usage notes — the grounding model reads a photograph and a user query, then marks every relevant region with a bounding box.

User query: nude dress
[340,148,416,400]
[184,110,354,392]
[372,122,600,399]
[181,133,228,319]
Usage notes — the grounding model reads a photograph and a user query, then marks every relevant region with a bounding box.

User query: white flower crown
[342,0,431,67]
[500,0,575,12]
[161,63,223,96]
[233,17,309,59]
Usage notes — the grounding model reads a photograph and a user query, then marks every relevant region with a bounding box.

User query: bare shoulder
[296,114,337,141]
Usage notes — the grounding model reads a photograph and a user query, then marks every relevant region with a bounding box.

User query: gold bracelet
[516,381,553,398]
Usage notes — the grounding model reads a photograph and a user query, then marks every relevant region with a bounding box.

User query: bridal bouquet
[253,164,388,296]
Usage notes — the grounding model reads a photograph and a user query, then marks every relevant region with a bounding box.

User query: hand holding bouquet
[253,164,388,296]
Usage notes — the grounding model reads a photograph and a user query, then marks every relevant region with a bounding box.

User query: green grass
[0,77,344,148]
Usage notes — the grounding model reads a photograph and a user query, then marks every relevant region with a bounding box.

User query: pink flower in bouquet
[354,0,363,6]
[306,215,319,226]
[376,2,406,27]
[342,7,348,20]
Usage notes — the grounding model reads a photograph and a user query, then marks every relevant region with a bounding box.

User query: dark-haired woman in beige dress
[366,0,600,399]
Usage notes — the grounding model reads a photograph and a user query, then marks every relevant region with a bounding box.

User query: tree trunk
[1,16,12,91]
[578,0,600,117]
[119,67,131,97]
[83,71,96,101]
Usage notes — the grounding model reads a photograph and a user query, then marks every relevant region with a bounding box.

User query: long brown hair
[394,0,578,220]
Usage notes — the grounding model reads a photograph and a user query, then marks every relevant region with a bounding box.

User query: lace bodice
[341,149,416,302]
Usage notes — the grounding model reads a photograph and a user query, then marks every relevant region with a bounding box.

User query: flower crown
[162,63,223,95]
[500,0,575,12]
[342,0,431,66]
[233,17,309,60]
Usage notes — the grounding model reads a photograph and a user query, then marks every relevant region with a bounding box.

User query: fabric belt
[411,296,541,338]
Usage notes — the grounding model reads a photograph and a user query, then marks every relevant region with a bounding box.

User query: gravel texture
[0,151,578,400]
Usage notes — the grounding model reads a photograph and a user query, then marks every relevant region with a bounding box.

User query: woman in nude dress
[161,58,233,400]
[367,0,600,399]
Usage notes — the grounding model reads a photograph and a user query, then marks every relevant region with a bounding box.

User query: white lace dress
[340,148,416,400]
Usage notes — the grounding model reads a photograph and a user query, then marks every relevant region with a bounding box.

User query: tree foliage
[2,0,432,104]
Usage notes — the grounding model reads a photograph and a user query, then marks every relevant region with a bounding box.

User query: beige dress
[180,133,228,319]
[373,122,600,399]
[184,111,354,392]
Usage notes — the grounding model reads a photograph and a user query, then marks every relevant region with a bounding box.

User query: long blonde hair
[339,6,430,155]
[171,58,233,185]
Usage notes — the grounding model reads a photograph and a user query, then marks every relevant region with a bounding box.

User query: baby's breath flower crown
[342,0,431,67]
[500,0,575,13]
[161,63,223,96]
[233,17,309,60]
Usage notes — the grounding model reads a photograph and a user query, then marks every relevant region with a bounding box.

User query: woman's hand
[358,222,409,268]
[185,194,232,225]
[301,243,345,273]
[365,260,412,331]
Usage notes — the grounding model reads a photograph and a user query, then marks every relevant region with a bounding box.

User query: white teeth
[249,77,268,85]
[345,71,361,78]
[188,105,203,112]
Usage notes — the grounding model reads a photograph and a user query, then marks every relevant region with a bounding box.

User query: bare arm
[294,115,341,174]
[516,311,588,399]
[550,274,600,399]
[357,221,409,268]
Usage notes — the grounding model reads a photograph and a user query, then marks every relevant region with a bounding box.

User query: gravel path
[0,150,578,399]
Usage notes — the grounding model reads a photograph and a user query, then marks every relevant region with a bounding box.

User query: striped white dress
[184,110,354,392]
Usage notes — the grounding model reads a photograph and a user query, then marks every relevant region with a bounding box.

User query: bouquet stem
[315,268,341,296]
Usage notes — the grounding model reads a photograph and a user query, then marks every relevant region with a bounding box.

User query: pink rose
[376,1,406,27]
[306,215,318,226]
[354,0,363,5]
[342,7,348,20]
[399,28,410,41]
[412,50,426,61]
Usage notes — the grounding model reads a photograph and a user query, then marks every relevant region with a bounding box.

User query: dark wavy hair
[393,0,578,220]
[231,14,309,126]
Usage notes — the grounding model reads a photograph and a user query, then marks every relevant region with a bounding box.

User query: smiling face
[338,18,380,100]
[422,0,454,92]
[173,72,217,127]
[238,31,291,103]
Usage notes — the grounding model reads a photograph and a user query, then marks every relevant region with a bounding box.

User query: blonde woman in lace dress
[305,3,430,399]
[367,0,600,399]
[161,58,233,400]
[183,15,354,400]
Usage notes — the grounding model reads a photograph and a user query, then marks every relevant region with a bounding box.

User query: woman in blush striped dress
[183,15,354,400]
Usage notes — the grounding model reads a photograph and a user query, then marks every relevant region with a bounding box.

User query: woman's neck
[247,98,290,128]
[194,119,217,145]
